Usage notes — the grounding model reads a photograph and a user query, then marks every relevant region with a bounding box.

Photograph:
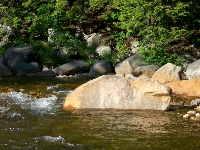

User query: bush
[1,0,199,67]
[139,44,182,67]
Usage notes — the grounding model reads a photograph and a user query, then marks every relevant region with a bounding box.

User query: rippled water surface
[0,77,200,150]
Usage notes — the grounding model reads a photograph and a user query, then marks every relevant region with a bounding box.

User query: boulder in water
[63,75,171,110]
[54,60,90,75]
[0,62,13,76]
[166,79,200,98]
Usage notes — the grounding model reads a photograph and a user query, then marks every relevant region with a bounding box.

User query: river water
[0,77,200,150]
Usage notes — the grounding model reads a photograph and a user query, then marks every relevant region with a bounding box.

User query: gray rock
[181,53,197,69]
[190,99,200,107]
[14,62,41,73]
[42,65,50,71]
[4,46,42,74]
[115,53,141,75]
[89,60,114,77]
[5,46,34,66]
[0,62,13,76]
[86,33,101,47]
[130,40,140,54]
[16,71,27,77]
[185,59,200,79]
[54,60,90,75]
[132,65,160,77]
[63,75,171,110]
[0,56,5,64]
[95,46,111,57]
[152,63,182,84]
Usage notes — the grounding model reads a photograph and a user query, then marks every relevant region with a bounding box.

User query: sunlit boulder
[167,79,200,98]
[152,63,181,84]
[63,75,171,111]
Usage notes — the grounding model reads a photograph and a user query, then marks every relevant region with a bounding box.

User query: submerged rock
[63,75,171,110]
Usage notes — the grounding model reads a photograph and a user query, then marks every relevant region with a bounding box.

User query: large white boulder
[63,75,171,110]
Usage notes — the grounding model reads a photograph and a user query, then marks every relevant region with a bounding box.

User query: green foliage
[110,31,131,63]
[0,38,27,55]
[0,29,6,39]
[30,41,60,67]
[51,31,95,59]
[0,43,9,55]
[0,0,199,67]
[101,52,115,64]
[139,44,182,67]
[104,0,199,66]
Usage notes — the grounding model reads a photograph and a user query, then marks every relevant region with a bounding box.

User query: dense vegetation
[0,0,199,68]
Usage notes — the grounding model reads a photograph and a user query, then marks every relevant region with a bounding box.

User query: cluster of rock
[0,32,114,77]
[1,32,200,111]
[0,46,57,77]
[62,34,200,111]
[183,110,200,121]
[62,35,200,111]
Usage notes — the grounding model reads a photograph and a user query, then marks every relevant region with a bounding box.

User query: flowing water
[0,77,200,150]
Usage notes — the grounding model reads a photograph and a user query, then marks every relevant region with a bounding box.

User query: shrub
[139,44,182,67]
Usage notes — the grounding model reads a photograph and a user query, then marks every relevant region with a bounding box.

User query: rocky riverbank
[1,42,200,112]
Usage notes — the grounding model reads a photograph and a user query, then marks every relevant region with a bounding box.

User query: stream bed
[0,77,200,150]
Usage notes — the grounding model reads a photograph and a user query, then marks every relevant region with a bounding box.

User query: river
[0,77,200,150]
